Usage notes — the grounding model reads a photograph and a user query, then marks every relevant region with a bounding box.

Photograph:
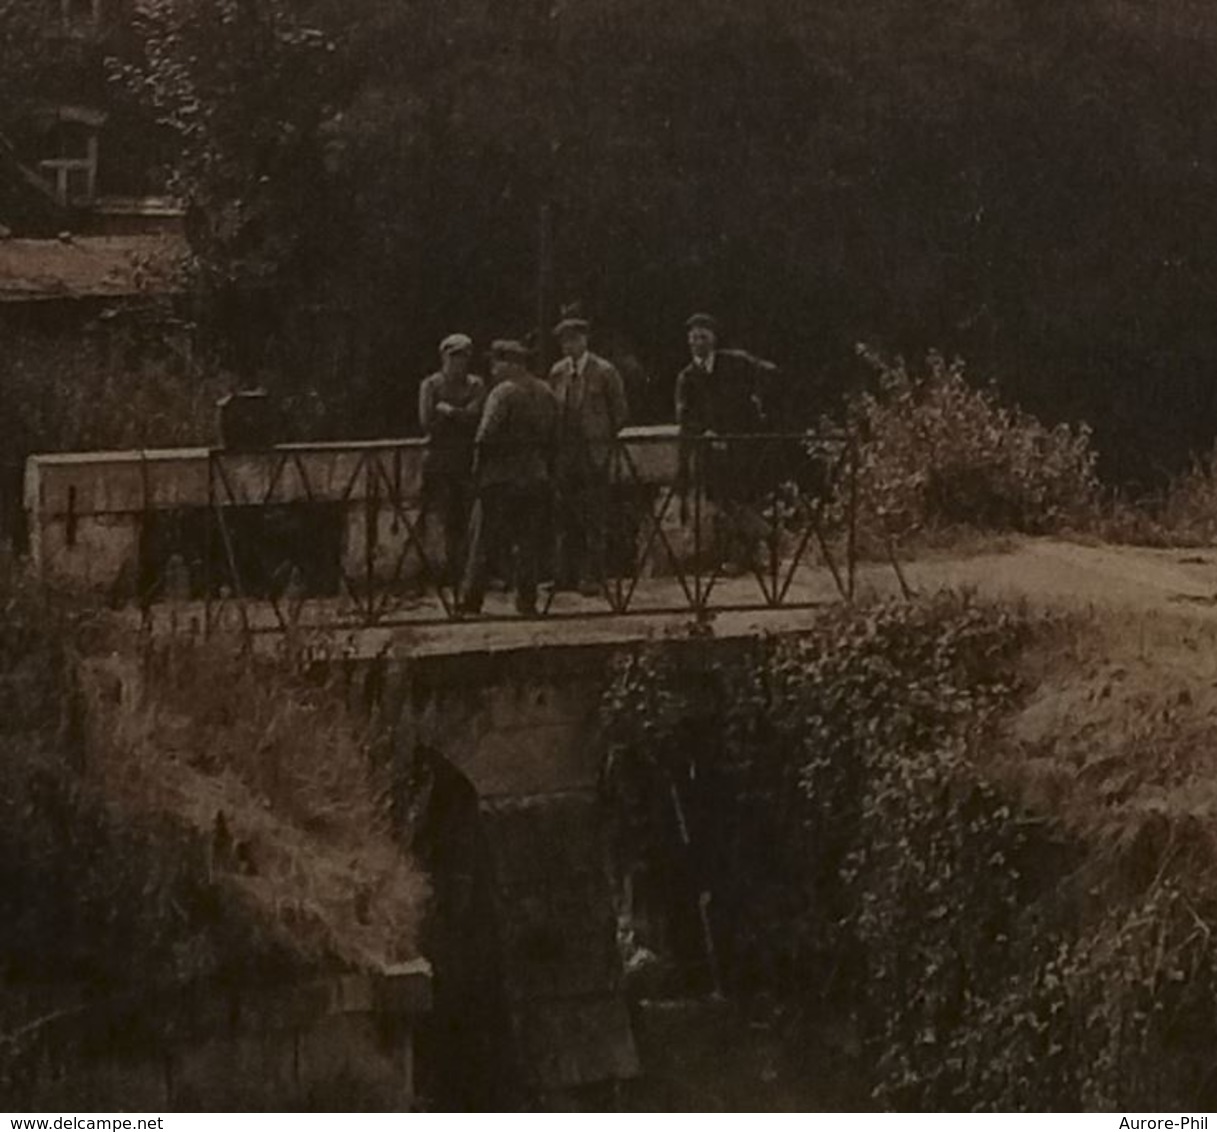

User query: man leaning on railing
[674,312,779,576]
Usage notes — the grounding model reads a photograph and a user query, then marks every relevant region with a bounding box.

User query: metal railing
[133,431,867,634]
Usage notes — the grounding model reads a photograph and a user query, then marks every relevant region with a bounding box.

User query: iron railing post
[204,451,214,638]
[364,452,379,624]
[847,434,859,601]
[138,451,153,636]
[692,436,704,614]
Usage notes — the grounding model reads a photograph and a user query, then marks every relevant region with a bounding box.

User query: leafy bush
[600,596,1217,1110]
[843,347,1100,541]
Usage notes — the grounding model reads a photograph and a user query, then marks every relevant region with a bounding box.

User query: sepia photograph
[3,0,1217,1116]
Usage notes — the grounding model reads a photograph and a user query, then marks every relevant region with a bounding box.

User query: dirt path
[874,537,1217,619]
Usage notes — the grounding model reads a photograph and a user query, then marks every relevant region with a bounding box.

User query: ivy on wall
[600,597,1217,1110]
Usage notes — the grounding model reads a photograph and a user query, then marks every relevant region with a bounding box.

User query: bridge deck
[129,563,911,659]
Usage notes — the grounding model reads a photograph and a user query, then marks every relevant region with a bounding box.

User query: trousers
[421,470,473,587]
[555,466,611,589]
[460,481,551,614]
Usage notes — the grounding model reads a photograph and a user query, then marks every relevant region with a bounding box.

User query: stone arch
[398,742,512,1109]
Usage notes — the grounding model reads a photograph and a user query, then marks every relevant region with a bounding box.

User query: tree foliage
[117,0,347,287]
[113,0,1217,472]
[0,0,60,133]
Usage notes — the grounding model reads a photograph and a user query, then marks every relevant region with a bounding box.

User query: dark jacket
[674,349,775,437]
[474,374,560,489]
[674,349,779,502]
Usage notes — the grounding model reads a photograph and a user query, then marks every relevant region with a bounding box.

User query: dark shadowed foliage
[102,1,1217,481]
[601,597,1217,1110]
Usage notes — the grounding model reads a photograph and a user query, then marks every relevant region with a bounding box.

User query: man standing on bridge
[674,313,779,576]
[419,333,487,588]
[548,313,629,597]
[458,340,559,617]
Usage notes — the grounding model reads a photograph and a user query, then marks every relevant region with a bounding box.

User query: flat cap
[490,338,531,363]
[553,315,591,337]
[439,332,474,355]
[685,312,719,333]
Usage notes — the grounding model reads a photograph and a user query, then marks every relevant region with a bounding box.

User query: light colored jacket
[548,352,629,472]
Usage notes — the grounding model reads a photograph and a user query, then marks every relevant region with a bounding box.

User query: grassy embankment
[0,554,425,1088]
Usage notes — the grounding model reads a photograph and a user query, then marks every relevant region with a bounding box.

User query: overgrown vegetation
[0,558,282,1042]
[4,332,223,456]
[0,555,423,1083]
[1096,447,1217,548]
[837,347,1100,545]
[96,630,425,971]
[601,597,1217,1110]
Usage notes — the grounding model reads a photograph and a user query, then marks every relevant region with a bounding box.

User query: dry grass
[1095,447,1217,549]
[82,625,426,972]
[990,608,1217,893]
[883,524,1023,562]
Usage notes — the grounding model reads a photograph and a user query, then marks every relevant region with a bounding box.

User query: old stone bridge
[22,429,879,1107]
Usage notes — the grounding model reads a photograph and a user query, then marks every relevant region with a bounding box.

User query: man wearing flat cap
[548,313,629,596]
[459,340,559,617]
[675,313,779,575]
[419,333,486,587]
[675,313,777,435]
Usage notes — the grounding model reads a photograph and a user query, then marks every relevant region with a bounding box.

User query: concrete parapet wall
[25,428,681,596]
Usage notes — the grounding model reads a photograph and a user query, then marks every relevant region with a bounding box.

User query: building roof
[0,233,190,302]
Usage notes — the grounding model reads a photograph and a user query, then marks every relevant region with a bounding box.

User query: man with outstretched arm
[674,312,778,576]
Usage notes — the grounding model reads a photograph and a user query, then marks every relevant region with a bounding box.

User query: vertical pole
[847,436,859,601]
[693,438,704,612]
[610,441,623,613]
[204,452,212,637]
[365,454,379,623]
[767,439,780,607]
[401,1026,416,1111]
[536,201,554,374]
[139,452,153,635]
